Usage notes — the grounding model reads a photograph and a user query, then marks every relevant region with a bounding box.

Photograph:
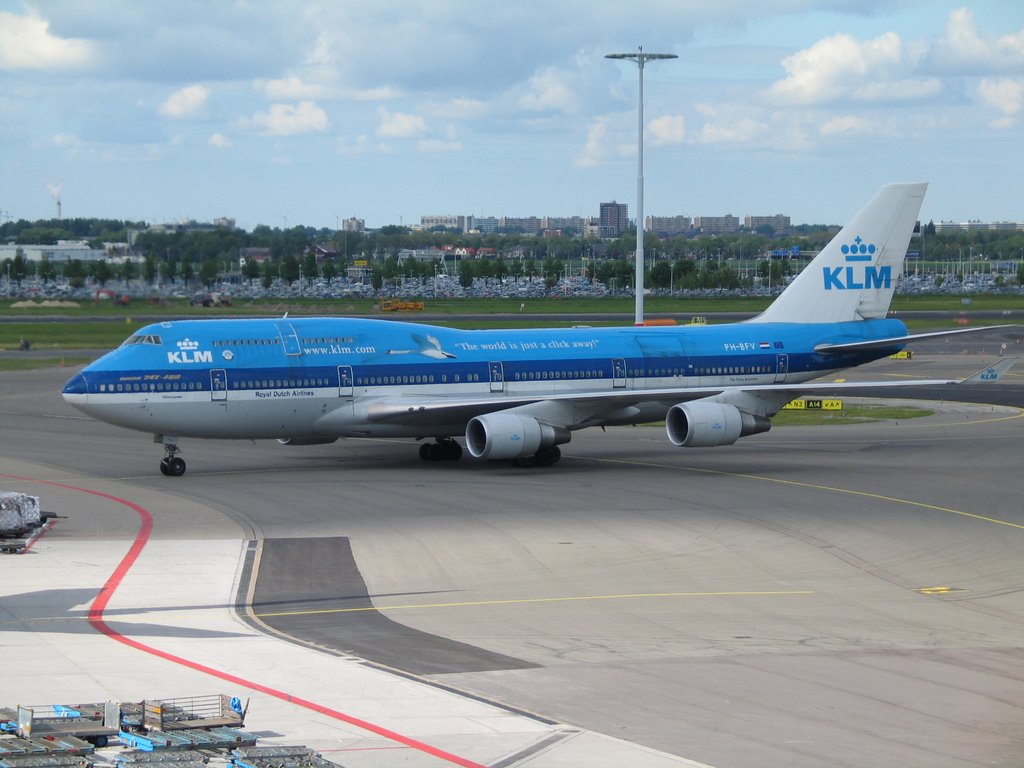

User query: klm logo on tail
[824,236,891,291]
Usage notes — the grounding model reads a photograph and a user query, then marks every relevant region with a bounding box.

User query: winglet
[960,357,1018,384]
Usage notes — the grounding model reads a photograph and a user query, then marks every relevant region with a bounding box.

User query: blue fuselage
[62,316,906,439]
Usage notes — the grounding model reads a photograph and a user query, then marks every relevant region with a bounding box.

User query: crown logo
[177,338,200,351]
[840,236,876,261]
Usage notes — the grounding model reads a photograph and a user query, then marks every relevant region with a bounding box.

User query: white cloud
[209,133,233,148]
[376,108,428,139]
[853,78,942,102]
[574,117,609,168]
[251,101,330,136]
[0,8,96,71]
[767,31,909,106]
[648,115,686,146]
[697,117,766,145]
[820,115,874,137]
[693,103,768,145]
[256,77,327,100]
[159,85,210,119]
[931,8,1024,74]
[978,77,1024,127]
[335,135,388,156]
[519,67,576,113]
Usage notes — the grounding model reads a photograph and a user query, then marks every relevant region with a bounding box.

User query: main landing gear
[418,438,463,462]
[156,435,187,477]
[510,446,561,468]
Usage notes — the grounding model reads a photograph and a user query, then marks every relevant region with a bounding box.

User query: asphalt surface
[3,350,1023,768]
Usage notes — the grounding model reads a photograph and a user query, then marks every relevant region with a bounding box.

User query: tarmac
[2,352,1024,767]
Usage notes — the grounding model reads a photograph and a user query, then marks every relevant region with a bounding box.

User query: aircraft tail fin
[750,182,927,325]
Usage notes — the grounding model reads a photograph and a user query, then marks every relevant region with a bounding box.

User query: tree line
[3,217,1024,291]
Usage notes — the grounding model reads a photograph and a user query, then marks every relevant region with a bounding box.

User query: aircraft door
[488,361,504,392]
[210,368,227,401]
[775,354,789,383]
[338,365,353,397]
[276,322,302,356]
[612,358,627,388]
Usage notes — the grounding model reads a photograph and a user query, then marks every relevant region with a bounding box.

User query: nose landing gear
[156,435,187,476]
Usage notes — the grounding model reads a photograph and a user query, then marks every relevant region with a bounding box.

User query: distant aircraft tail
[751,182,927,325]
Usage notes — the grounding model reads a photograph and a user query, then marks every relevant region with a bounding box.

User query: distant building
[693,214,740,234]
[934,219,1023,232]
[341,217,365,232]
[421,215,472,231]
[0,241,102,263]
[744,214,791,235]
[397,247,447,262]
[499,216,543,235]
[473,216,499,234]
[148,218,235,233]
[645,215,692,237]
[599,201,629,237]
[238,247,271,265]
[542,216,587,233]
[581,218,602,238]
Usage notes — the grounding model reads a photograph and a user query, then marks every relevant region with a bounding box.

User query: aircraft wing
[814,324,1014,354]
[360,358,1016,429]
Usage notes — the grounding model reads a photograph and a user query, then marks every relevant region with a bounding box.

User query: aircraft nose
[62,372,89,407]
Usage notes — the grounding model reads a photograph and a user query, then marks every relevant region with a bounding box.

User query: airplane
[62,182,1015,476]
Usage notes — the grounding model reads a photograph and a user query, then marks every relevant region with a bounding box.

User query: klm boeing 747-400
[62,183,1015,476]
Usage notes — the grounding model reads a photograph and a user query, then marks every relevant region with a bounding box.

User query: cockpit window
[123,334,163,346]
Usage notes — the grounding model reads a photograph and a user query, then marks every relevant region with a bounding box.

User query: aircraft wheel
[159,459,170,476]
[419,443,433,461]
[166,457,187,477]
[534,446,561,467]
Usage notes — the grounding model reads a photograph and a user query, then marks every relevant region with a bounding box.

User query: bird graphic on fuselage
[386,333,457,359]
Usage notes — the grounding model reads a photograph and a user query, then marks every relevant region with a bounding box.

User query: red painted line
[16,517,58,554]
[1,474,487,768]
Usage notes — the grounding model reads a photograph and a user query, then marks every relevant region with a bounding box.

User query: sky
[1,1,1023,231]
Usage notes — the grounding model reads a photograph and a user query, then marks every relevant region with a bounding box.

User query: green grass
[3,292,1022,318]
[0,321,136,350]
[3,292,1020,353]
[0,356,94,371]
[771,404,933,426]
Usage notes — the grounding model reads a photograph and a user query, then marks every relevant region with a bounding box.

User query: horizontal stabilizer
[959,357,1018,383]
[814,324,1014,354]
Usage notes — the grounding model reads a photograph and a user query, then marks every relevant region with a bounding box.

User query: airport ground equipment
[378,299,424,311]
[0,754,94,768]
[0,493,41,535]
[115,752,206,768]
[229,746,345,768]
[0,492,56,553]
[119,696,252,753]
[140,696,246,733]
[13,704,119,749]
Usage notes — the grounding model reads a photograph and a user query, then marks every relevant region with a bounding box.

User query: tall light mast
[606,47,677,325]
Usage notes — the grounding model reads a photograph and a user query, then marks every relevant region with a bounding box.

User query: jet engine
[665,402,770,448]
[277,437,339,446]
[466,413,570,460]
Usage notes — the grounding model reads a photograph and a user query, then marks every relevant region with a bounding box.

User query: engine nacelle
[277,437,339,446]
[466,413,569,460]
[665,402,770,448]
